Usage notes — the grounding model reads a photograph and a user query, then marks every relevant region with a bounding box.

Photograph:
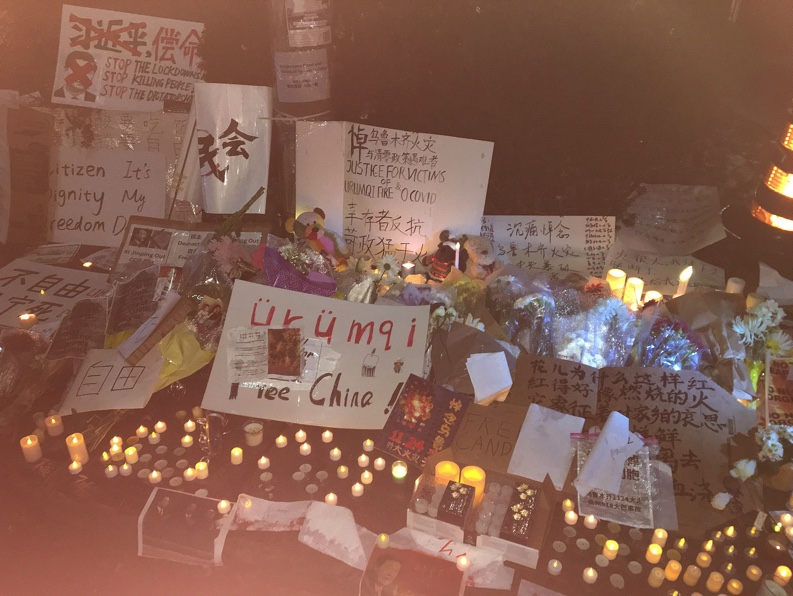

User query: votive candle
[374,457,386,471]
[646,543,662,564]
[230,447,243,465]
[257,456,270,470]
[652,529,668,547]
[648,567,664,588]
[547,559,562,576]
[243,422,263,447]
[706,571,724,593]
[351,482,364,497]
[746,566,762,582]
[774,566,791,587]
[603,540,619,561]
[665,560,682,582]
[135,425,148,438]
[391,460,407,480]
[583,567,598,585]
[584,514,598,530]
[45,415,64,437]
[361,470,373,485]
[324,492,337,506]
[337,465,349,479]
[195,461,208,479]
[275,435,287,448]
[727,579,743,595]
[124,446,139,465]
[321,430,333,443]
[683,564,702,586]
[66,433,89,463]
[20,435,42,463]
[607,268,627,298]
[696,552,712,569]
[330,447,341,461]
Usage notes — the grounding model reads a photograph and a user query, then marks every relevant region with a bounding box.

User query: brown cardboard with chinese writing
[451,402,527,473]
[510,354,599,419]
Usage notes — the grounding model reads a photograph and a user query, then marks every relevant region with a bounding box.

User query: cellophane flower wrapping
[631,314,709,371]
[258,235,336,298]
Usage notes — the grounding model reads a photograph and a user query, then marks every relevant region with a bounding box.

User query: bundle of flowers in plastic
[484,271,535,329]
[334,255,403,303]
[631,316,708,371]
[503,290,555,356]
[256,235,336,298]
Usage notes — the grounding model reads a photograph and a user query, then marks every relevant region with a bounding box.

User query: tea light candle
[361,470,373,485]
[217,500,231,514]
[363,439,374,452]
[195,461,208,479]
[20,435,42,463]
[706,571,725,593]
[725,277,746,294]
[68,460,82,475]
[321,430,333,443]
[66,432,89,463]
[603,540,619,561]
[434,461,460,485]
[351,482,364,497]
[746,566,762,581]
[648,567,664,588]
[565,511,579,526]
[148,431,160,445]
[243,422,263,446]
[299,443,312,456]
[184,420,196,433]
[723,562,735,576]
[583,567,598,585]
[696,552,712,568]
[18,312,37,328]
[725,525,737,538]
[703,539,715,553]
[324,492,337,506]
[337,465,349,479]
[774,566,791,586]
[109,444,124,461]
[375,533,390,549]
[275,435,287,448]
[148,470,161,484]
[101,451,110,462]
[119,463,132,476]
[295,429,307,443]
[675,538,688,552]
[456,555,470,572]
[391,460,407,480]
[780,513,793,527]
[646,543,662,564]
[358,453,369,468]
[683,564,702,586]
[713,531,724,543]
[136,425,148,438]
[547,559,562,576]
[727,579,743,595]
[154,421,167,433]
[105,465,118,478]
[230,447,243,465]
[607,268,627,298]
[181,434,193,448]
[124,446,139,465]
[183,467,196,481]
[652,528,668,547]
[110,436,123,447]
[584,515,598,530]
[746,526,759,539]
[562,498,575,512]
[373,457,386,471]
[724,544,735,557]
[329,447,341,461]
[665,560,682,582]
[45,415,64,437]
[257,456,270,470]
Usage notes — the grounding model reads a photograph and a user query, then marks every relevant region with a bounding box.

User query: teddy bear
[460,234,502,280]
[285,208,349,264]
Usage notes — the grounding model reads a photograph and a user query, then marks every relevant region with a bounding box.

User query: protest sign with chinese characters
[52,5,204,111]
[202,281,429,429]
[481,215,615,279]
[296,121,493,262]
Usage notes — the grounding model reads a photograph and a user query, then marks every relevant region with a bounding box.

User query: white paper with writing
[227,327,269,383]
[117,290,181,359]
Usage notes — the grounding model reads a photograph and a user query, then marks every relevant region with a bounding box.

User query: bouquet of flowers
[504,292,555,356]
[732,299,793,391]
[631,316,708,371]
[335,255,401,303]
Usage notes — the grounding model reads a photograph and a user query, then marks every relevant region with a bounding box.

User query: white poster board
[296,121,493,262]
[52,5,204,111]
[202,281,429,429]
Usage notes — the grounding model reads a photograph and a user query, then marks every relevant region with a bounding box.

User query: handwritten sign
[52,5,204,111]
[763,356,793,426]
[48,147,166,246]
[511,354,600,419]
[0,257,110,328]
[618,184,726,256]
[452,402,527,473]
[480,215,615,278]
[296,121,493,262]
[202,281,429,429]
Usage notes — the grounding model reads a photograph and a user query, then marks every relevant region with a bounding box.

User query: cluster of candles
[605,267,692,310]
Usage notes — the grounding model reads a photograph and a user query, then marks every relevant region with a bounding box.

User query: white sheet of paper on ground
[233,495,309,532]
[297,502,370,570]
[574,411,643,497]
[59,347,163,414]
[758,262,793,306]
[518,579,567,596]
[507,404,584,490]
[117,291,181,360]
[466,351,512,406]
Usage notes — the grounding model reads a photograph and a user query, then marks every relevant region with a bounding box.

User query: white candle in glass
[351,482,364,497]
[105,465,118,478]
[243,422,263,447]
[606,268,626,298]
[230,447,243,465]
[45,415,64,437]
[195,461,208,479]
[321,430,333,443]
[124,446,139,465]
[623,277,644,310]
[20,435,42,463]
[329,447,342,461]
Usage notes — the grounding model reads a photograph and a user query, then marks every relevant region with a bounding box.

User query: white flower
[711,492,732,510]
[462,313,485,332]
[778,425,793,443]
[729,459,757,481]
[748,299,785,327]
[767,329,793,356]
[759,439,784,462]
[376,255,401,284]
[732,315,770,346]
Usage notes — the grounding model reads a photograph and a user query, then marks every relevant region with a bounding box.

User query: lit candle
[243,421,263,446]
[648,567,664,588]
[373,457,386,471]
[391,460,407,480]
[148,431,160,445]
[329,447,341,461]
[105,465,118,478]
[786,526,793,541]
[321,430,333,443]
[217,500,231,514]
[623,277,644,309]
[154,421,167,433]
[547,559,562,576]
[351,482,364,497]
[561,498,575,512]
[726,579,743,595]
[646,543,662,564]
[401,261,415,277]
[101,451,110,462]
[607,268,626,298]
[675,538,688,552]
[603,540,619,561]
[45,415,64,437]
[434,461,460,485]
[358,454,369,468]
[460,465,486,505]
[109,444,124,461]
[20,435,42,463]
[181,434,193,448]
[725,277,746,294]
[257,456,270,470]
[124,446,139,465]
[723,562,735,576]
[652,528,668,547]
[780,513,793,527]
[584,515,598,530]
[643,290,664,304]
[18,312,37,329]
[746,566,762,581]
[275,435,287,448]
[725,525,737,538]
[456,555,470,572]
[713,531,724,543]
[675,265,694,297]
[324,493,337,506]
[135,425,148,438]
[361,470,373,485]
[299,443,311,456]
[119,463,132,476]
[195,461,208,479]
[746,526,759,539]
[337,465,349,479]
[184,420,196,433]
[362,439,374,452]
[376,533,390,549]
[683,564,702,586]
[565,511,579,526]
[183,467,196,481]
[703,539,715,553]
[230,447,243,465]
[774,566,791,587]
[148,470,161,484]
[706,571,725,593]
[295,429,307,443]
[665,560,682,582]
[66,433,89,463]
[68,460,82,475]
[110,436,123,447]
[696,552,712,568]
[583,567,598,585]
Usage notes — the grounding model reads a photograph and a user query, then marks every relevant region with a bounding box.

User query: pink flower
[208,236,253,276]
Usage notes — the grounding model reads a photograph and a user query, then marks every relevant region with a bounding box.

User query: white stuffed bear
[462,235,503,280]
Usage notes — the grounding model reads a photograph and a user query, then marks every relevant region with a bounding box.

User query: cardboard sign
[0,257,110,328]
[52,5,204,111]
[511,354,600,419]
[48,147,166,246]
[296,121,493,261]
[763,356,793,426]
[452,402,526,473]
[481,215,615,279]
[201,281,430,429]
[47,297,108,360]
